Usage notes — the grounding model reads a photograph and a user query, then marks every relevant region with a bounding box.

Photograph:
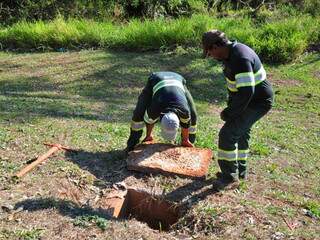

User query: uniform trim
[226,78,238,92]
[235,66,266,89]
[179,116,190,124]
[235,72,255,87]
[238,149,249,160]
[153,79,185,96]
[189,125,197,134]
[131,120,144,131]
[143,111,158,124]
[218,148,237,161]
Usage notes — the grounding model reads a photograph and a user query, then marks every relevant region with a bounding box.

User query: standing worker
[202,30,273,188]
[126,71,197,151]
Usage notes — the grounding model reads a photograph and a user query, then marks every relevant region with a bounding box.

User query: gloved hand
[181,139,194,147]
[126,129,142,152]
[142,135,154,143]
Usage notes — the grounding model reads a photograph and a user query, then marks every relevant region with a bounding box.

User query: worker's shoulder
[232,42,258,61]
[150,71,185,81]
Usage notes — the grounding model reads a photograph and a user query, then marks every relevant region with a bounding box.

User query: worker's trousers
[218,106,271,181]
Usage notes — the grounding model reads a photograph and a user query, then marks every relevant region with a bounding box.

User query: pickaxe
[14,143,74,178]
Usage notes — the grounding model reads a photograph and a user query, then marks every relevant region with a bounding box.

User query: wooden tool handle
[14,146,60,178]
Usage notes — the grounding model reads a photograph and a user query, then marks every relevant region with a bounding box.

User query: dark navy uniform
[127,72,197,151]
[218,41,273,180]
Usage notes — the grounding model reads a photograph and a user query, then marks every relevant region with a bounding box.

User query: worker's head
[202,30,230,60]
[160,112,180,142]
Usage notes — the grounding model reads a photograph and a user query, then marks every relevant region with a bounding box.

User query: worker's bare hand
[181,140,194,147]
[142,135,154,143]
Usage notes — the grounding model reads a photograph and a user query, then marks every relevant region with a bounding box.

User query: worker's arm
[127,77,153,151]
[142,123,154,142]
[184,86,197,143]
[181,127,194,147]
[176,108,193,147]
[222,58,255,121]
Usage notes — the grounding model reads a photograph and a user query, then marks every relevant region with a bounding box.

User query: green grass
[1,14,319,63]
[73,215,109,231]
[0,228,44,240]
[0,49,319,239]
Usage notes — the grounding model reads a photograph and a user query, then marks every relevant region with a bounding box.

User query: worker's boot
[212,172,239,191]
[213,160,240,190]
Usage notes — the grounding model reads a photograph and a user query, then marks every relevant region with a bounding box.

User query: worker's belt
[153,79,185,96]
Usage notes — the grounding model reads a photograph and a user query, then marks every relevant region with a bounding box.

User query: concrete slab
[126,143,213,179]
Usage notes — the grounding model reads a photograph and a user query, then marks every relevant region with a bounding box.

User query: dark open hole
[106,188,180,231]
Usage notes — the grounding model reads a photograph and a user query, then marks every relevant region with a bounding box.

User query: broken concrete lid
[126,143,213,179]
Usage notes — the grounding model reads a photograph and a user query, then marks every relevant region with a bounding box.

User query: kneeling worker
[126,71,197,151]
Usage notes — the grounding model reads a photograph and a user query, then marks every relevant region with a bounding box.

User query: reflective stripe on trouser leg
[218,120,241,181]
[238,149,249,179]
[217,148,239,181]
[238,129,250,179]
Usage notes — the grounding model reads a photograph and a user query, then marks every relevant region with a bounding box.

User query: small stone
[271,231,285,240]
[1,204,14,213]
[248,216,255,225]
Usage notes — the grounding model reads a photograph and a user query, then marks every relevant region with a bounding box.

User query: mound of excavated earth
[126,143,213,179]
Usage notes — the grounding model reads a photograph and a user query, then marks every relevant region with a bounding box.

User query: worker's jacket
[127,72,197,150]
[222,41,274,120]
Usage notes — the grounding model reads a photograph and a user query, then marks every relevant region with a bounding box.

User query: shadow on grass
[0,50,225,123]
[14,197,112,220]
[65,147,218,210]
[64,149,145,187]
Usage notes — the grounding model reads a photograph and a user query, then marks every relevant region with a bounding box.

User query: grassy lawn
[0,49,319,239]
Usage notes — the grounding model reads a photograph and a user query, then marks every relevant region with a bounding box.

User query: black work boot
[212,172,239,191]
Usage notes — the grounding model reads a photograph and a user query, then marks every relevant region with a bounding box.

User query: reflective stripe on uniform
[238,149,249,160]
[180,116,190,124]
[143,111,158,124]
[189,125,197,134]
[235,72,255,88]
[254,65,266,85]
[131,120,144,131]
[218,148,237,161]
[235,66,266,89]
[226,78,237,92]
[153,79,185,96]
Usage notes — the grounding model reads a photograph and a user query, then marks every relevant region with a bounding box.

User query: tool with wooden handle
[14,143,74,178]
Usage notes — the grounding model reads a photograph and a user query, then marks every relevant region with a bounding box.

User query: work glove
[126,129,142,152]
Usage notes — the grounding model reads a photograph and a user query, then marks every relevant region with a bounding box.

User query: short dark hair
[202,30,229,51]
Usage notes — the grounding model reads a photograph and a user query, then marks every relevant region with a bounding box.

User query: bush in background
[1,14,319,63]
[2,0,320,26]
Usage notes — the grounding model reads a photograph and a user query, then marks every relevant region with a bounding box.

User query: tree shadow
[65,145,219,211]
[1,50,226,124]
[64,148,145,187]
[14,197,113,220]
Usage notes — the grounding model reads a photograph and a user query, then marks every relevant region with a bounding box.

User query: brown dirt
[0,142,318,240]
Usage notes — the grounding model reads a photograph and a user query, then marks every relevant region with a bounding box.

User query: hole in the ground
[103,188,180,231]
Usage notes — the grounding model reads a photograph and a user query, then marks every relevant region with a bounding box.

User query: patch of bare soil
[268,73,301,87]
[1,146,319,239]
